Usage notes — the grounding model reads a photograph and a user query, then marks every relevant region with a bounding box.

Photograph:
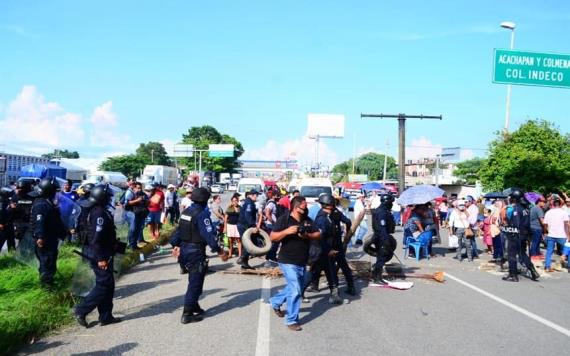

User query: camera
[298,221,311,235]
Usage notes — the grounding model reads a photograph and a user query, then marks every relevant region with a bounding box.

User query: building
[0,152,50,184]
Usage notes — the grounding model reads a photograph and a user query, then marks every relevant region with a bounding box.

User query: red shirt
[148,190,165,212]
[278,195,291,210]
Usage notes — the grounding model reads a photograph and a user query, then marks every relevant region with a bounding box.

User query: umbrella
[362,182,384,191]
[524,192,543,204]
[335,182,362,190]
[397,185,445,206]
[484,191,508,199]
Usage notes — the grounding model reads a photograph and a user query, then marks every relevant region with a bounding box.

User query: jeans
[392,212,401,225]
[455,228,472,261]
[353,221,368,245]
[124,211,137,249]
[545,237,566,269]
[271,263,305,325]
[530,229,543,256]
[492,233,504,260]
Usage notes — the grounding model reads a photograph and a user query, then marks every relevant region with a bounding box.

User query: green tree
[99,154,146,179]
[453,158,486,185]
[180,125,244,172]
[479,120,570,193]
[135,142,171,166]
[41,149,80,159]
[332,152,398,182]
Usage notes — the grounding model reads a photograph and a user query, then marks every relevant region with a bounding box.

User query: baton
[73,250,118,273]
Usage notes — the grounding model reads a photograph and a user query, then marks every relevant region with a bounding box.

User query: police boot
[240,256,255,270]
[371,269,388,285]
[346,284,357,296]
[502,274,519,282]
[305,283,319,293]
[181,306,203,324]
[193,303,205,316]
[328,288,342,304]
[529,266,540,281]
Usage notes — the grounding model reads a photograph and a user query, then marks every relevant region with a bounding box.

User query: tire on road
[242,228,272,256]
[363,235,378,257]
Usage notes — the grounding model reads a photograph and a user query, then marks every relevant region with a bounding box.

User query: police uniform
[237,196,258,268]
[0,189,16,251]
[9,191,35,240]
[31,197,67,287]
[170,202,220,323]
[502,202,539,282]
[371,204,396,281]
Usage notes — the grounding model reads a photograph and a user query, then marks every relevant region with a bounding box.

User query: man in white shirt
[543,195,570,272]
[180,190,193,212]
[352,193,367,246]
[370,191,381,209]
[465,196,480,258]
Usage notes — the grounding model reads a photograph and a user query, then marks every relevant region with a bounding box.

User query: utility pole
[151,149,155,163]
[361,113,442,193]
[382,139,389,184]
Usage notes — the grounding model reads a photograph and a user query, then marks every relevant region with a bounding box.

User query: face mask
[459,206,466,211]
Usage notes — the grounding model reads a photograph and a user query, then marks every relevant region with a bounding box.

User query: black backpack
[275,203,289,220]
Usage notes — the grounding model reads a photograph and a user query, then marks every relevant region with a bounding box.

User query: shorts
[147,211,162,225]
[226,224,241,238]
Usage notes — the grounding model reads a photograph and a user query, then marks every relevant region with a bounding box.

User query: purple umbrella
[524,192,543,204]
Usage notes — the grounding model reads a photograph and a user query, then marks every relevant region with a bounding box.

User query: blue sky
[1,0,569,166]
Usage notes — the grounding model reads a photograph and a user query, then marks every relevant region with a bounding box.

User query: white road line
[446,272,570,338]
[255,277,271,356]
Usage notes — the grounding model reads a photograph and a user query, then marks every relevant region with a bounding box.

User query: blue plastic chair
[404,231,432,261]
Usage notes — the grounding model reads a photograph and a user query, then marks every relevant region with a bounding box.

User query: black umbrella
[484,191,508,199]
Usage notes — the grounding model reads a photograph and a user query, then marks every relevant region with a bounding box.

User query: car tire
[363,236,378,257]
[242,228,272,256]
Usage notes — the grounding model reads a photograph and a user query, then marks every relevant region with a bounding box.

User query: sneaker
[287,323,302,331]
[305,284,319,293]
[263,261,273,268]
[302,297,310,303]
[273,308,285,318]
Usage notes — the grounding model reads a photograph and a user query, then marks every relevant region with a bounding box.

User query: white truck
[298,178,334,205]
[219,172,231,188]
[83,171,128,189]
[139,165,178,187]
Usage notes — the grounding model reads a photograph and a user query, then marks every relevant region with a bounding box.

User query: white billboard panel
[170,144,194,158]
[307,114,345,138]
[440,147,460,163]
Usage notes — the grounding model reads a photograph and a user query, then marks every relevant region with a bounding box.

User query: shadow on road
[24,341,68,355]
[115,278,178,299]
[70,342,138,356]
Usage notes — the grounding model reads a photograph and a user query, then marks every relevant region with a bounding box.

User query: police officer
[31,178,67,289]
[71,183,94,244]
[237,190,260,270]
[170,187,224,324]
[502,189,539,282]
[75,184,122,327]
[313,193,356,302]
[369,194,397,285]
[9,180,36,241]
[0,187,16,251]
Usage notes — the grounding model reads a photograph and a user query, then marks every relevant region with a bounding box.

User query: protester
[529,197,546,259]
[448,200,473,262]
[481,209,493,254]
[264,190,279,267]
[352,193,367,246]
[269,196,320,331]
[180,189,193,211]
[438,199,448,228]
[224,195,242,259]
[147,184,164,241]
[164,184,180,225]
[209,194,224,232]
[543,195,570,272]
[391,199,402,226]
[465,196,480,259]
[123,182,145,249]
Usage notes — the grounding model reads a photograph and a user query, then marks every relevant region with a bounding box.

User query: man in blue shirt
[237,190,260,270]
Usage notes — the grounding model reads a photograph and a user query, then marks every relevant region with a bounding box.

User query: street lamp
[500,21,516,132]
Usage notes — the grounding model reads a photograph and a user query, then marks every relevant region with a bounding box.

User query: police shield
[71,257,96,297]
[13,230,39,268]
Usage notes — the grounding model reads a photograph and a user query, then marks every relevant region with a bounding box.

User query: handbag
[463,215,474,238]
[448,234,459,248]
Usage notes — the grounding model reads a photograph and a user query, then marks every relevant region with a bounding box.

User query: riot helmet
[509,188,524,203]
[191,187,210,204]
[16,180,32,193]
[318,193,336,207]
[37,177,60,198]
[380,194,395,209]
[89,184,114,206]
[81,183,95,197]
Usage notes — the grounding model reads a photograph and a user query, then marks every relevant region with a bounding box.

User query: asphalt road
[18,194,570,355]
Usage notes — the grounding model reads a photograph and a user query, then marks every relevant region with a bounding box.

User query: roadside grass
[0,222,176,355]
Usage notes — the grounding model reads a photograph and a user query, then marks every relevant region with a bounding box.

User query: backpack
[119,189,129,207]
[275,203,289,220]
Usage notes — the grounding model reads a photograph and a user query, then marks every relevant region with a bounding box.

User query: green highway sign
[208,144,234,158]
[493,49,570,88]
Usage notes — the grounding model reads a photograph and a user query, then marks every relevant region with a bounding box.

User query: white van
[237,177,264,195]
[298,178,334,204]
[83,171,128,189]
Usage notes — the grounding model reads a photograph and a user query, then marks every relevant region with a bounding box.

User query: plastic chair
[404,231,432,261]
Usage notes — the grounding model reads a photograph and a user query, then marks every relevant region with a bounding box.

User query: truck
[18,163,68,189]
[139,165,178,187]
[83,171,128,189]
[219,172,231,188]
[231,173,242,182]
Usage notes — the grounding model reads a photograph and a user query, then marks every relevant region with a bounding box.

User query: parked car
[211,184,224,194]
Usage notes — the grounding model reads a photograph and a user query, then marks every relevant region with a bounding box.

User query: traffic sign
[208,144,234,158]
[493,49,570,88]
[170,144,194,157]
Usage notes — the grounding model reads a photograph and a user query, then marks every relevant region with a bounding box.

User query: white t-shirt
[180,197,193,211]
[544,208,569,238]
[354,199,367,221]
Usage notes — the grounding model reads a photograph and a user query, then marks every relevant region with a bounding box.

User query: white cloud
[405,137,442,160]
[89,101,129,147]
[0,86,132,156]
[0,86,85,151]
[242,135,338,167]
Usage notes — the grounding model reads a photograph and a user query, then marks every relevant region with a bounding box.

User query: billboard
[170,144,194,158]
[307,114,345,138]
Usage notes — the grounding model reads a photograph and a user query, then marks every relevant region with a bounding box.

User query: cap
[249,189,259,195]
[167,184,176,189]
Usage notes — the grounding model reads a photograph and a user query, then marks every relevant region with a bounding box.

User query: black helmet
[89,184,114,206]
[380,194,395,209]
[318,193,336,207]
[191,187,210,203]
[0,187,12,199]
[16,180,32,193]
[82,183,95,197]
[509,188,524,202]
[37,177,60,198]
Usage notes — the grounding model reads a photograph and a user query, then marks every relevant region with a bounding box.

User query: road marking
[255,277,271,356]
[446,272,570,338]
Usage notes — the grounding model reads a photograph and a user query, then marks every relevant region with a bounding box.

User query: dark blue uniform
[238,197,257,260]
[75,205,118,322]
[0,192,15,251]
[31,197,67,287]
[503,203,535,277]
[312,208,355,292]
[9,192,35,240]
[170,203,220,310]
[371,205,396,274]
